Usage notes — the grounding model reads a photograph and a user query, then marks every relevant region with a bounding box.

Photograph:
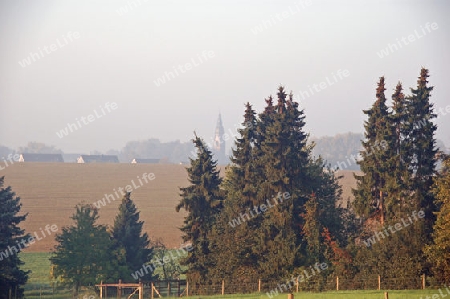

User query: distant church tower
[213,114,226,164]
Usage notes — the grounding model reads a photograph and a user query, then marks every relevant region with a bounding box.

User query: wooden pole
[296,277,299,293]
[139,282,143,299]
[422,274,426,289]
[336,276,339,291]
[378,275,381,290]
[186,281,189,297]
[151,282,154,299]
[100,281,103,298]
[384,291,389,299]
[118,279,122,299]
[258,279,261,293]
[222,280,225,295]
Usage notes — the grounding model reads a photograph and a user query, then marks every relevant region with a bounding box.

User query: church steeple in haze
[213,113,226,164]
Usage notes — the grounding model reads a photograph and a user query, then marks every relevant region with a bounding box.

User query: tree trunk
[379,190,384,225]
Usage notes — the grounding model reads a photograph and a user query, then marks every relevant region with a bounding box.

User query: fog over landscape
[0,0,449,154]
[2,2,450,298]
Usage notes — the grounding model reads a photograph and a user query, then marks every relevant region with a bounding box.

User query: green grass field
[21,252,443,299]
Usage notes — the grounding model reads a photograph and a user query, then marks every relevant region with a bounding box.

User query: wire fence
[22,274,440,298]
[186,275,427,296]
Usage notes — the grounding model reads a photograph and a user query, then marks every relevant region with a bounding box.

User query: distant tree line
[311,132,364,170]
[118,138,194,163]
[176,68,450,290]
[2,132,447,166]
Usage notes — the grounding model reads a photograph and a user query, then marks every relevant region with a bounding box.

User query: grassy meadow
[20,251,440,299]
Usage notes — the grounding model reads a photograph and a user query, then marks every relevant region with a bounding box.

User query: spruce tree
[208,103,260,286]
[353,77,391,225]
[404,68,438,236]
[351,70,438,286]
[110,192,154,282]
[386,82,411,217]
[176,134,224,286]
[225,102,259,205]
[183,87,345,286]
[210,87,345,284]
[255,88,308,281]
[0,177,29,299]
[50,204,112,296]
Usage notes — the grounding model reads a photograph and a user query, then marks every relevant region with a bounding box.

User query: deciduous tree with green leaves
[50,203,112,296]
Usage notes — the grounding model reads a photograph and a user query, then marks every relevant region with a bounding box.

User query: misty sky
[0,0,449,153]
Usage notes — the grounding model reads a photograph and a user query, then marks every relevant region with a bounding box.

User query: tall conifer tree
[386,82,410,217]
[353,77,390,225]
[404,68,438,235]
[110,192,154,281]
[176,134,224,285]
[208,103,260,287]
[0,177,29,299]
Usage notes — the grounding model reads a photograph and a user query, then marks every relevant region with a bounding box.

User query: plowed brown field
[1,163,358,252]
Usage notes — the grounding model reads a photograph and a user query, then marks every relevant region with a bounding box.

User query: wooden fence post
[422,274,426,289]
[296,277,299,293]
[221,280,225,295]
[118,279,122,299]
[151,282,154,299]
[378,275,381,290]
[100,281,103,298]
[384,291,389,299]
[139,281,143,299]
[336,276,339,291]
[258,279,261,292]
[186,281,189,297]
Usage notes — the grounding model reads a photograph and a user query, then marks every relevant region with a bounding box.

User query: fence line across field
[93,275,429,298]
[19,274,433,298]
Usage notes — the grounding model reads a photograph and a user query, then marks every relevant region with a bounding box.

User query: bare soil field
[1,163,357,252]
